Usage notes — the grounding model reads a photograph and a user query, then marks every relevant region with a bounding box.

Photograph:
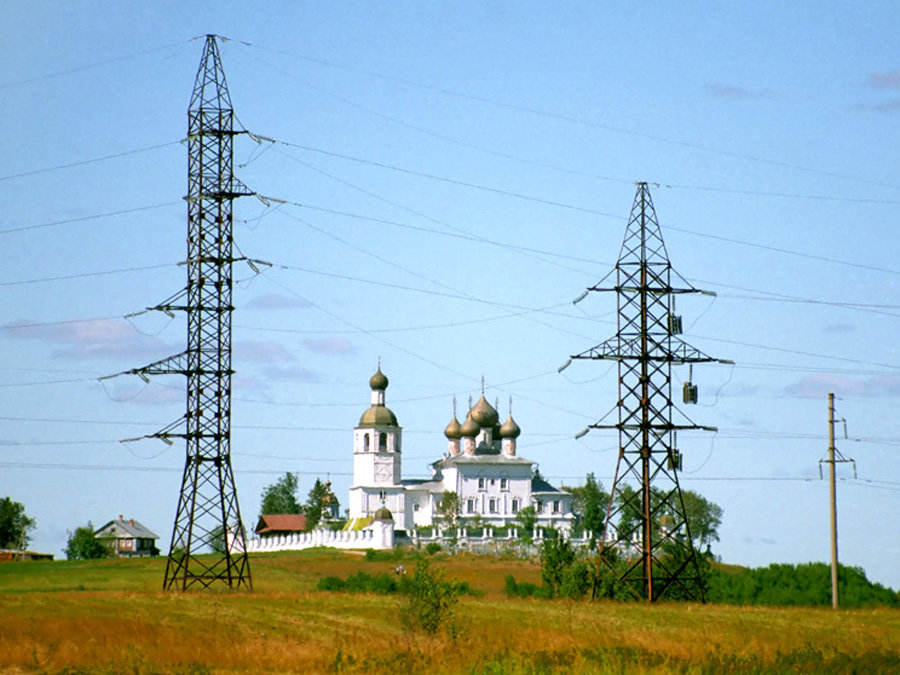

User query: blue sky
[2,1,899,590]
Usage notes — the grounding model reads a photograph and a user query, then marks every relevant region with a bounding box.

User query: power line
[260,139,900,278]
[238,40,900,193]
[0,201,181,236]
[0,142,180,183]
[0,40,192,90]
[0,263,174,288]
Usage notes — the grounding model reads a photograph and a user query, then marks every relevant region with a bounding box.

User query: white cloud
[303,337,355,356]
[3,318,174,361]
[866,70,900,89]
[245,294,311,310]
[784,374,900,398]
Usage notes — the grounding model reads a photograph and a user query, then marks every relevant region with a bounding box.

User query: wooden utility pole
[827,392,839,610]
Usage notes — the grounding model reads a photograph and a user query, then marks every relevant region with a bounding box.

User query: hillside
[1,550,898,674]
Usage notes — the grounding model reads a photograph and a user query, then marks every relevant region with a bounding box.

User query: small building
[255,514,308,538]
[0,549,54,562]
[94,517,160,558]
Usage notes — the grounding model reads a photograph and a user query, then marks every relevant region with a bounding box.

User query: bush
[559,560,592,600]
[317,571,399,594]
[503,574,551,599]
[399,557,461,636]
[424,542,441,555]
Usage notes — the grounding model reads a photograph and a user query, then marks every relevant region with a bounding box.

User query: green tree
[0,497,36,549]
[566,473,608,546]
[64,522,107,560]
[514,505,537,539]
[539,530,576,597]
[680,490,723,552]
[433,491,461,532]
[303,478,339,530]
[399,556,461,636]
[260,472,301,515]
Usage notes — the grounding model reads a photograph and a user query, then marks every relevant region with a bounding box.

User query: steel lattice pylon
[571,183,727,602]
[117,35,252,590]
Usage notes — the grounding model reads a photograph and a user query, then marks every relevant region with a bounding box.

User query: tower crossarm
[572,336,726,364]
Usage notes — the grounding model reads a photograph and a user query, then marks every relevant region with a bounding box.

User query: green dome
[359,405,398,427]
[373,506,393,521]
[369,367,389,391]
[470,395,499,427]
[459,412,480,438]
[499,414,521,439]
[444,416,462,439]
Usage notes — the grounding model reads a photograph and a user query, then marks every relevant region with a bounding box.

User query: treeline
[708,562,900,608]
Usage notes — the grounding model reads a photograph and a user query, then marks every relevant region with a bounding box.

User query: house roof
[255,513,307,534]
[94,518,159,540]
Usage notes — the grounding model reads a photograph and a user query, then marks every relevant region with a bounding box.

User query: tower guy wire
[569,182,731,602]
[103,35,253,590]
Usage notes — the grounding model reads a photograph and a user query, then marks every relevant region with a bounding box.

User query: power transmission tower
[108,35,253,590]
[569,182,730,602]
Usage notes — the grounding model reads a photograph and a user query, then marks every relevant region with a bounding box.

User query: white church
[348,367,574,533]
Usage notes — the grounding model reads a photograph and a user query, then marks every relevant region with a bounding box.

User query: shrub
[399,557,461,636]
[317,572,398,594]
[424,542,441,555]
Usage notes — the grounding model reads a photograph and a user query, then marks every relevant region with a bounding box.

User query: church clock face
[374,459,391,482]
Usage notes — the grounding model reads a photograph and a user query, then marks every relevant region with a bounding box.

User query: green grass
[1,549,897,674]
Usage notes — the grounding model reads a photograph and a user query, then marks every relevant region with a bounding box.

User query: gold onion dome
[499,414,521,439]
[369,367,389,391]
[359,405,398,427]
[444,416,462,439]
[459,412,480,438]
[470,395,499,427]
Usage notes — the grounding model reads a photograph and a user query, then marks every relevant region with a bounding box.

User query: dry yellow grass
[0,550,897,674]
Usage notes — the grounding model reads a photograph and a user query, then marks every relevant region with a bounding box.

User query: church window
[536,501,544,514]
[489,498,498,514]
[363,435,370,452]
[379,433,387,450]
[477,477,486,490]
[552,500,560,514]
[467,498,476,513]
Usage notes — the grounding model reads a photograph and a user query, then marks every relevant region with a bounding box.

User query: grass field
[1,549,898,674]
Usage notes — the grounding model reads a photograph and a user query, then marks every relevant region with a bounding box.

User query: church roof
[439,453,532,467]
[531,477,565,494]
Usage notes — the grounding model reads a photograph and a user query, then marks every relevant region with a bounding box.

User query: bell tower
[349,366,402,518]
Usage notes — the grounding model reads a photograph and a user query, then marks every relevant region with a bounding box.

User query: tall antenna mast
[109,35,253,590]
[570,183,729,602]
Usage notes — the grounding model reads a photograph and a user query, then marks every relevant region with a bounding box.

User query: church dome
[499,414,521,439]
[359,405,398,427]
[470,395,499,427]
[373,506,393,521]
[459,412,480,438]
[444,416,462,439]
[369,367,389,391]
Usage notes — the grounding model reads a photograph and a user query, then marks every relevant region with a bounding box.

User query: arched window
[363,434,370,452]
[379,432,387,450]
